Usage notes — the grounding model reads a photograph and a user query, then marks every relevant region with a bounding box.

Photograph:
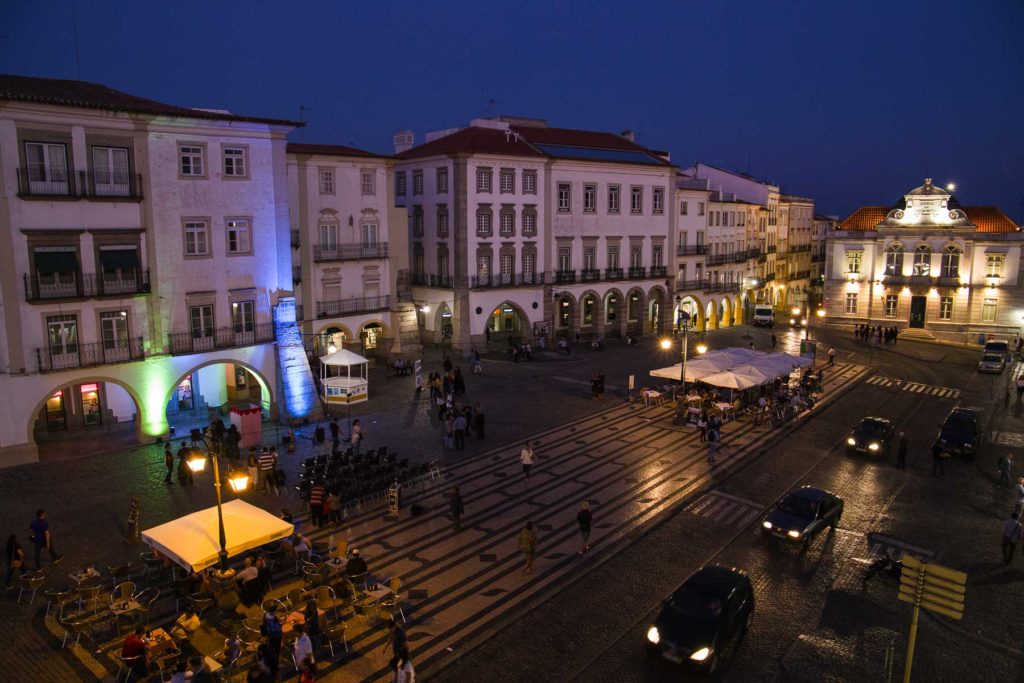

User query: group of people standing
[854,324,900,345]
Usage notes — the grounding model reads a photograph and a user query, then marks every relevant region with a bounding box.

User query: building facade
[823,178,1022,342]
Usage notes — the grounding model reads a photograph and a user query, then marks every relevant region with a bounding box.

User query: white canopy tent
[141,500,294,572]
[649,349,815,387]
[700,370,763,390]
[320,348,369,405]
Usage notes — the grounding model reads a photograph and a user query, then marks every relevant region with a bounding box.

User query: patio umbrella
[700,370,761,390]
[649,362,719,383]
[730,365,775,385]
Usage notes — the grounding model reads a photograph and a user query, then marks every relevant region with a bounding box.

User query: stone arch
[676,294,705,331]
[625,287,646,336]
[733,294,744,325]
[555,292,577,336]
[485,300,530,339]
[577,289,602,332]
[358,320,390,356]
[706,300,719,329]
[162,359,274,423]
[603,288,625,337]
[720,296,733,328]
[311,322,354,356]
[434,303,454,341]
[27,375,147,446]
[647,285,668,334]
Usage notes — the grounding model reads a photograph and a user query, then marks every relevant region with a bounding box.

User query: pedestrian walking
[827,347,836,367]
[519,522,537,573]
[931,442,946,476]
[351,419,364,456]
[177,441,194,485]
[473,403,486,440]
[28,509,62,570]
[998,454,1014,489]
[576,502,592,554]
[329,418,340,450]
[164,443,174,484]
[896,432,908,469]
[771,333,777,348]
[698,416,708,443]
[453,413,467,451]
[259,448,277,493]
[449,486,464,532]
[520,443,535,479]
[5,534,27,589]
[707,425,720,464]
[1002,514,1023,564]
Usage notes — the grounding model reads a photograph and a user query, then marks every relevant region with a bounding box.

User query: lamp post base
[674,398,690,425]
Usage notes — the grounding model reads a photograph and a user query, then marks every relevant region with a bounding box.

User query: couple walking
[517,501,593,574]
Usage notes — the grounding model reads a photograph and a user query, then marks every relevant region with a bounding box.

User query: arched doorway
[706,300,719,329]
[311,324,352,357]
[733,295,744,325]
[675,295,705,332]
[647,286,667,334]
[434,303,454,345]
[579,291,601,334]
[626,288,645,336]
[488,301,529,343]
[556,294,576,337]
[360,321,389,358]
[31,378,144,459]
[720,296,733,328]
[165,361,272,438]
[604,289,624,337]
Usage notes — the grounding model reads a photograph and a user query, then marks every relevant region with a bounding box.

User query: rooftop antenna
[488,98,498,118]
[298,106,312,142]
[71,0,82,79]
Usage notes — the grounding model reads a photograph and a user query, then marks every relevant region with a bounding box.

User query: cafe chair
[16,573,45,605]
[76,584,103,613]
[44,587,78,620]
[108,563,133,589]
[134,587,160,628]
[323,622,349,656]
[261,597,287,615]
[140,552,167,583]
[286,587,307,611]
[333,538,348,560]
[314,585,342,623]
[112,581,137,603]
[377,577,406,623]
[116,652,145,683]
[190,595,214,620]
[59,612,99,648]
[171,580,193,613]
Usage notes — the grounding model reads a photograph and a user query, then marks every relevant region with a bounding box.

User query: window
[222,146,247,178]
[232,300,255,334]
[583,246,596,271]
[523,170,536,194]
[884,294,898,317]
[100,311,129,351]
[412,170,423,195]
[412,206,424,237]
[987,255,1005,278]
[25,142,69,193]
[437,252,449,276]
[477,168,492,193]
[361,171,375,195]
[184,220,209,257]
[558,246,571,272]
[845,250,862,274]
[437,206,449,237]
[885,243,904,275]
[608,245,620,269]
[500,169,515,193]
[476,254,491,277]
[436,168,448,194]
[557,183,571,212]
[630,186,643,214]
[179,143,205,176]
[522,209,537,237]
[583,184,596,212]
[46,314,78,355]
[500,209,515,236]
[522,252,536,278]
[319,170,335,194]
[190,305,214,342]
[653,187,664,214]
[941,244,961,279]
[500,253,514,276]
[226,218,251,254]
[395,172,406,196]
[939,296,953,320]
[91,146,130,196]
[652,244,663,267]
[983,298,997,323]
[680,201,688,215]
[608,185,620,213]
[913,245,931,276]
[361,222,378,245]
[476,207,492,237]
[845,293,858,314]
[698,202,705,216]
[630,245,642,268]
[318,221,339,248]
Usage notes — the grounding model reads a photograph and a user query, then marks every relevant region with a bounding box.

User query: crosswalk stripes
[685,490,763,529]
[865,375,960,399]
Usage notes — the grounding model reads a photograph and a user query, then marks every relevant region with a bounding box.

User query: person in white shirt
[292,623,314,666]
[396,655,415,683]
[234,557,259,585]
[519,444,535,479]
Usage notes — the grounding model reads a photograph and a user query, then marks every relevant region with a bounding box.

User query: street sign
[896,556,967,682]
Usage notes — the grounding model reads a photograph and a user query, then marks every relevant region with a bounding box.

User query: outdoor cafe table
[69,567,101,588]
[324,557,348,576]
[111,598,141,616]
[144,628,177,657]
[281,608,326,635]
[365,584,393,618]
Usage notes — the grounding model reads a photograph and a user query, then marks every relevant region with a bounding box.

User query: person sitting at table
[171,608,201,640]
[235,557,260,606]
[169,660,190,683]
[293,533,313,567]
[254,553,272,601]
[292,623,314,667]
[221,632,242,668]
[120,626,148,679]
[345,548,368,584]
[303,595,321,650]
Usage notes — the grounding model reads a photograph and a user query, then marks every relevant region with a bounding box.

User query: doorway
[909,296,926,328]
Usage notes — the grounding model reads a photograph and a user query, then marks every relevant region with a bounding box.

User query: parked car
[762,486,843,544]
[984,340,1012,362]
[936,407,983,460]
[846,417,895,456]
[977,353,1006,374]
[645,565,754,673]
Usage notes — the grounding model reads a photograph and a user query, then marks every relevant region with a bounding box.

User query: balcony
[17,168,143,201]
[605,267,624,281]
[882,274,962,288]
[410,272,453,288]
[764,273,776,282]
[292,265,302,284]
[313,242,388,262]
[628,266,647,279]
[37,337,146,373]
[649,265,668,277]
[677,245,709,256]
[169,322,275,355]
[766,245,777,253]
[470,273,545,289]
[24,271,150,302]
[706,251,750,266]
[581,269,601,282]
[315,295,391,318]
[290,230,300,248]
[675,279,705,291]
[555,270,577,284]
[789,244,811,253]
[811,252,826,263]
[703,281,741,293]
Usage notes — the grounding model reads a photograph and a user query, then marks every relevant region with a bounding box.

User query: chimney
[393,130,414,154]
[620,129,636,142]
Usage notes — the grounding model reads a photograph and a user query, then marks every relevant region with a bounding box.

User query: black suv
[936,408,983,460]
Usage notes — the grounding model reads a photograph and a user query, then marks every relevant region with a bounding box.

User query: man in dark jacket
[896,432,908,469]
[450,486,465,532]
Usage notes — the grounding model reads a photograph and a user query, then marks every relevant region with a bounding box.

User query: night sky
[3,0,1022,219]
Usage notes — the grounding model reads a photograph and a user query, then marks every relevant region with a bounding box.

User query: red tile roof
[0,74,302,127]
[840,205,1019,233]
[395,126,545,160]
[509,125,645,151]
[287,143,387,159]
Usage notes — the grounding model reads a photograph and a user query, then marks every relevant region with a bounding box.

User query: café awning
[141,500,294,572]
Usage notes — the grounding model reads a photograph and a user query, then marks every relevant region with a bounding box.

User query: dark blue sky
[4,0,1022,218]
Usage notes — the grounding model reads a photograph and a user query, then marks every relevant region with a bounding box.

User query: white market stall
[319,348,369,406]
[141,500,294,572]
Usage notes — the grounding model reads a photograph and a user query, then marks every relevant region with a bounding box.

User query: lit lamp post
[810,307,825,340]
[665,301,707,424]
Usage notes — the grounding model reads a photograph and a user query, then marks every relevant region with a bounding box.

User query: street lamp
[187,449,250,571]
[673,299,694,424]
[810,307,825,340]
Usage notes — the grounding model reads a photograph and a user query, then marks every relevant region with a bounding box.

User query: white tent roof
[319,348,369,366]
[649,348,814,385]
[141,500,294,572]
[701,370,762,390]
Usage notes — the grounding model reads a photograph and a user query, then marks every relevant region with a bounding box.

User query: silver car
[977,353,1006,374]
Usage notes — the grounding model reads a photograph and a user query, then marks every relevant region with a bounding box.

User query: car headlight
[790,318,796,325]
[787,529,801,539]
[690,647,712,661]
[646,626,660,644]
[762,520,773,530]
[847,437,856,446]
[868,443,880,451]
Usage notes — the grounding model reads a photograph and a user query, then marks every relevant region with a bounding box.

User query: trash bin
[977,333,986,345]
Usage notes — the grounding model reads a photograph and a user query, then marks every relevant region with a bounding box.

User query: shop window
[81,383,101,426]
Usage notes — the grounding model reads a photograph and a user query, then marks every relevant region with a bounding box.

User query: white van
[752,305,775,327]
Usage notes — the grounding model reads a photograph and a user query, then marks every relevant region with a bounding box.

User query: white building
[0,75,302,466]
[824,178,1022,341]
[394,117,676,350]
